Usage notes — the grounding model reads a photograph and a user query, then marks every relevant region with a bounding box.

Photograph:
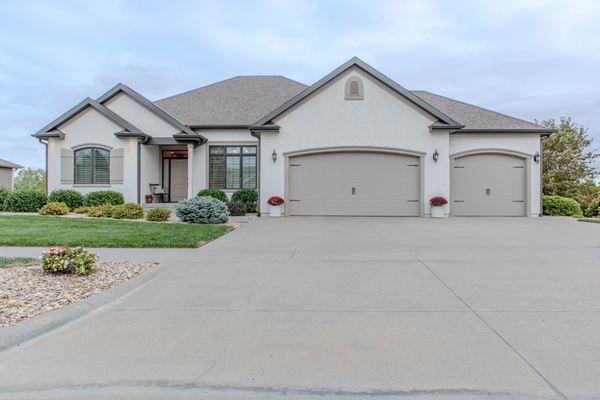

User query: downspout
[137,139,142,204]
[38,138,48,194]
[539,136,545,217]
[250,130,261,217]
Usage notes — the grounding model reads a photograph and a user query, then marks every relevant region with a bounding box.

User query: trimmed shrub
[197,188,227,203]
[87,204,116,218]
[146,207,171,222]
[542,195,583,217]
[111,203,144,219]
[3,190,47,212]
[227,200,247,216]
[585,196,600,218]
[74,206,91,214]
[84,190,125,206]
[48,189,84,211]
[41,246,97,276]
[176,196,229,224]
[231,189,258,213]
[0,187,9,211]
[39,202,69,216]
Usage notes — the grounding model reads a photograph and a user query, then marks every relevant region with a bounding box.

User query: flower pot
[269,204,282,217]
[145,196,153,204]
[431,205,444,218]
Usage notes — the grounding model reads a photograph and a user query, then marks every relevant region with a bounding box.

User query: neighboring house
[33,57,553,217]
[0,159,22,191]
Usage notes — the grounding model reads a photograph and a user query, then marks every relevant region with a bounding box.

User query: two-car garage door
[287,151,421,216]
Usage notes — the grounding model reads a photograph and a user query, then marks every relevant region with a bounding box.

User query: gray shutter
[60,148,74,184]
[110,148,124,184]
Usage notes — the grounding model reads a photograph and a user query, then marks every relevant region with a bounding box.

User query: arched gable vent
[344,77,364,100]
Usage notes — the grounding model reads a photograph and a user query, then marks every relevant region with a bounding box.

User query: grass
[0,256,38,267]
[0,216,232,248]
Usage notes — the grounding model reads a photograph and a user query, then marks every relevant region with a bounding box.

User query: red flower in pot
[267,196,284,206]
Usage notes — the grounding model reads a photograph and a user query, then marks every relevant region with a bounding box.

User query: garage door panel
[288,151,420,216]
[452,154,526,217]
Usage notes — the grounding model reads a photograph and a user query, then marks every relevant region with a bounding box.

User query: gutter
[137,139,141,204]
[37,138,48,194]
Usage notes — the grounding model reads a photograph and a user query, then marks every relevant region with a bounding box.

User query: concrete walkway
[0,217,599,399]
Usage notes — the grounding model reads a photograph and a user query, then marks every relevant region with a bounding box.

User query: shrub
[197,188,227,203]
[48,189,84,211]
[84,190,125,206]
[227,200,247,216]
[41,246,97,276]
[111,203,144,219]
[0,187,9,211]
[87,204,116,218]
[74,206,91,214]
[267,196,284,206]
[39,202,70,215]
[3,190,47,212]
[542,195,583,217]
[429,196,448,207]
[176,196,229,224]
[585,196,600,218]
[146,207,171,222]
[231,189,258,213]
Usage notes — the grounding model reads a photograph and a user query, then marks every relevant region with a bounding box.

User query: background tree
[13,168,46,193]
[540,118,599,210]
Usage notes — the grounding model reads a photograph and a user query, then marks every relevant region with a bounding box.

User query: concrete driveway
[1,217,599,399]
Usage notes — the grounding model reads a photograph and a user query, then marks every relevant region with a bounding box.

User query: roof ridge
[411,90,543,128]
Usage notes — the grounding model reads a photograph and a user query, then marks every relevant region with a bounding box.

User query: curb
[0,261,172,353]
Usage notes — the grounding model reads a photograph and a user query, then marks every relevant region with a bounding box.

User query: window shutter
[110,148,124,184]
[60,148,74,184]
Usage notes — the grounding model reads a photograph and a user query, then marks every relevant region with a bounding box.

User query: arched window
[345,77,364,100]
[74,147,110,184]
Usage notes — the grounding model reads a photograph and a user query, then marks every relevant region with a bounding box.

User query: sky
[1,0,599,169]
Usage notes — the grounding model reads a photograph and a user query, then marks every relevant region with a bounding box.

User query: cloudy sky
[1,0,599,169]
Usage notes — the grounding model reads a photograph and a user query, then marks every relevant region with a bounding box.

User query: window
[74,147,110,184]
[344,77,364,100]
[209,146,256,189]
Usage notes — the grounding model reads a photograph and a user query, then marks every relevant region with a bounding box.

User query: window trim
[74,147,110,185]
[209,145,257,190]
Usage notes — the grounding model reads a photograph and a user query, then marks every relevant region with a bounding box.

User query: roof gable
[254,57,462,129]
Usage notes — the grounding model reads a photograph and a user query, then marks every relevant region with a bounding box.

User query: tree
[540,118,599,203]
[13,168,46,193]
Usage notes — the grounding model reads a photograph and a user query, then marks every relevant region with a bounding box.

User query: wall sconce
[534,151,541,164]
[433,149,439,163]
[272,150,277,163]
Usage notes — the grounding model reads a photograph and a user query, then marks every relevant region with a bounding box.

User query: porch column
[187,144,194,199]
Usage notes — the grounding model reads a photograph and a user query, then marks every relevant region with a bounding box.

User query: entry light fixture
[433,149,439,163]
[534,151,541,164]
[272,150,278,162]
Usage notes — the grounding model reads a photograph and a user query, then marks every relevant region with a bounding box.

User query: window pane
[242,156,256,188]
[94,148,110,184]
[226,146,241,154]
[226,156,240,189]
[209,156,225,189]
[242,146,256,154]
[209,146,224,155]
[75,148,92,184]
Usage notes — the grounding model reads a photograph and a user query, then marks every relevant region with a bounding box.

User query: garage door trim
[450,148,532,217]
[284,146,425,217]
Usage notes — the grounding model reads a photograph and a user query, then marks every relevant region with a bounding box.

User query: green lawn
[0,216,232,248]
[0,256,38,267]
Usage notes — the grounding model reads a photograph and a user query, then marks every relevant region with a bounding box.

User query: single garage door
[288,151,420,216]
[452,153,526,216]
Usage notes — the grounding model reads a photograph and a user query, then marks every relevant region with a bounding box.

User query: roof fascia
[455,128,555,136]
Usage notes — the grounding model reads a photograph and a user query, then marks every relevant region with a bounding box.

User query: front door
[170,159,188,202]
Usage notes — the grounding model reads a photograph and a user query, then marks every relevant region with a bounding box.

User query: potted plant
[429,196,447,218]
[145,194,153,204]
[267,196,284,217]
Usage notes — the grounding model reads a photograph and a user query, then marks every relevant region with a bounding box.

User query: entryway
[162,148,188,202]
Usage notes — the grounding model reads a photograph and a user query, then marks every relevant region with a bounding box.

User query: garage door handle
[512,200,524,203]
[454,200,464,202]
[407,200,419,202]
[289,199,301,202]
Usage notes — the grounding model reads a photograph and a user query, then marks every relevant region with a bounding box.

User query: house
[33,57,553,217]
[0,159,22,191]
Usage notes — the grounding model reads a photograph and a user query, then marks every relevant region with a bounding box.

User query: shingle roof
[154,76,308,127]
[0,158,22,169]
[411,91,547,131]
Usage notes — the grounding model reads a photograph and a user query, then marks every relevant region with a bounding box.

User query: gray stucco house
[0,159,22,191]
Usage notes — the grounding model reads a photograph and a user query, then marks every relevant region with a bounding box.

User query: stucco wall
[0,167,13,190]
[140,145,160,200]
[260,67,448,215]
[449,133,542,216]
[47,107,138,202]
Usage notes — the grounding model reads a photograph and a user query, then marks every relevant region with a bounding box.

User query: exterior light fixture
[433,149,439,163]
[534,151,541,164]
[272,150,277,162]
